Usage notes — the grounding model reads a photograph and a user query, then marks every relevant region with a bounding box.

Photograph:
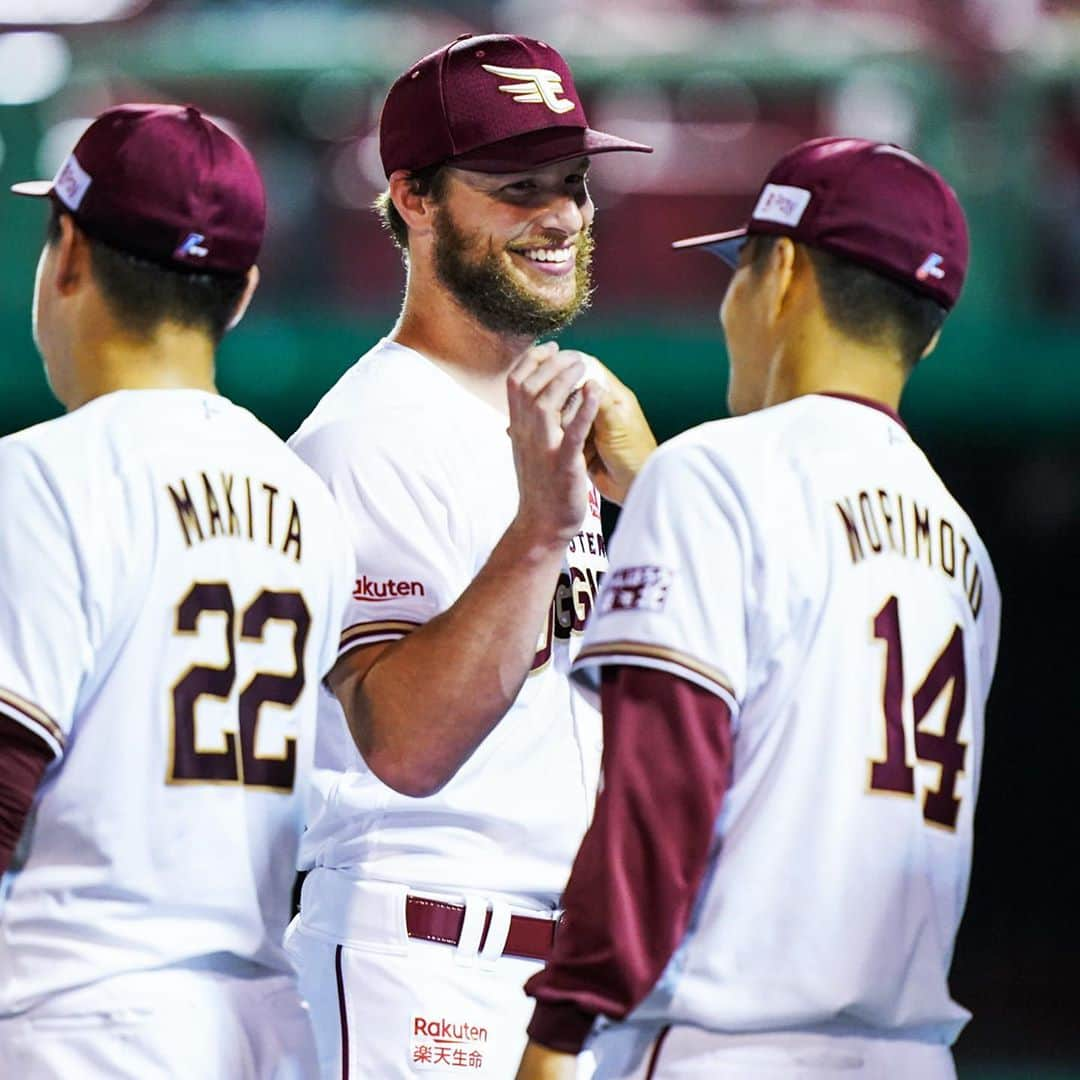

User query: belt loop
[454,893,487,967]
[479,900,511,968]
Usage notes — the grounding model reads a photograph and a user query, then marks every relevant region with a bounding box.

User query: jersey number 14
[869,595,967,830]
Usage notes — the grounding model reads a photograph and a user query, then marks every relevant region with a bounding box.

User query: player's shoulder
[291,338,446,448]
[644,403,802,489]
[0,401,109,482]
[289,340,462,476]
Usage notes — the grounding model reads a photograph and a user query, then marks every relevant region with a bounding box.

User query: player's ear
[764,235,798,324]
[224,265,260,332]
[919,326,943,361]
[52,213,91,296]
[388,169,436,236]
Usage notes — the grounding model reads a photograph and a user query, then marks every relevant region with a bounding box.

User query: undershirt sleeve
[0,716,53,874]
[525,664,733,1054]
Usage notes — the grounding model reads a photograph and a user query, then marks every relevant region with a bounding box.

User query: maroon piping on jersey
[816,391,907,431]
[645,1027,673,1079]
[335,945,349,1080]
[525,666,733,1054]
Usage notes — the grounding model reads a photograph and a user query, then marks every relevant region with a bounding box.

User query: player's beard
[433,207,594,337]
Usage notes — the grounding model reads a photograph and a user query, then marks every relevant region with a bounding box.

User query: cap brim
[10,180,53,198]
[671,228,748,268]
[448,126,652,174]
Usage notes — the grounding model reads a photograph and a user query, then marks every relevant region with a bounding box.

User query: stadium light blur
[0,33,70,105]
[0,0,145,23]
[36,117,93,177]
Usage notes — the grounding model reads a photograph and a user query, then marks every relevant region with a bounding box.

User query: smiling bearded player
[285,33,657,1080]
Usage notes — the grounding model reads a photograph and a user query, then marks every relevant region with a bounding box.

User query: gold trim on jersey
[339,620,420,654]
[573,642,737,700]
[0,687,64,755]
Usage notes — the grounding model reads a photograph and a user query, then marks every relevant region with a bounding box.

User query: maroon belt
[405,895,558,962]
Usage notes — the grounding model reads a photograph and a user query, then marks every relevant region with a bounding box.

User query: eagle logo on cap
[481,64,576,114]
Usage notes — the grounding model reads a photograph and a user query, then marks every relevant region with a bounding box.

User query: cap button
[453,33,474,42]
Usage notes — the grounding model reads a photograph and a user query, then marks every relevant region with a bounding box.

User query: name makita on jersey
[0,390,352,1014]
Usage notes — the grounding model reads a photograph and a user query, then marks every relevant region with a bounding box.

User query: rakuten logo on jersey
[598,565,673,615]
[353,575,425,602]
[413,1017,488,1042]
[410,1015,489,1071]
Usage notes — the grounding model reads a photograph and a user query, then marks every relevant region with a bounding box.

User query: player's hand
[515,1040,579,1080]
[569,354,657,505]
[507,343,602,551]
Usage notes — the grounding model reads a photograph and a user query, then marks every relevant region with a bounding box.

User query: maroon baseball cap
[11,103,265,275]
[673,137,969,309]
[379,33,652,177]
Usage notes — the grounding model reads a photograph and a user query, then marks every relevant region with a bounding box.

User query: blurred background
[0,2,1077,1076]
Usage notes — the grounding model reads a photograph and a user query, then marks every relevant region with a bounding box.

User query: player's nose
[536,190,593,236]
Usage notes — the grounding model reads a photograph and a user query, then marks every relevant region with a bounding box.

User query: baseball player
[285,33,656,1079]
[0,104,353,1078]
[516,137,1001,1080]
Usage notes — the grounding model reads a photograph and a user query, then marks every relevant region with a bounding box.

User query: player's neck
[390,278,534,415]
[65,326,218,411]
[765,331,905,414]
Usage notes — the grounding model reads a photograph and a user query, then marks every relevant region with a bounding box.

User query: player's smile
[507,242,577,279]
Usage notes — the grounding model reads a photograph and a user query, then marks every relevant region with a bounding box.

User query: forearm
[515,1041,578,1080]
[340,519,567,797]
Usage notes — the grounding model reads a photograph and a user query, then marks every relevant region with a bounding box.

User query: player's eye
[501,180,538,195]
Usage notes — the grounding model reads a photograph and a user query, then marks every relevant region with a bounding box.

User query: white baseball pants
[286,869,595,1079]
[0,961,318,1078]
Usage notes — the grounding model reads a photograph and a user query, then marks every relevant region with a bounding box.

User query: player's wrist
[503,513,577,560]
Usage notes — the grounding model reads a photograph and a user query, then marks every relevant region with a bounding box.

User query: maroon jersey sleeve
[525,665,733,1053]
[0,715,53,874]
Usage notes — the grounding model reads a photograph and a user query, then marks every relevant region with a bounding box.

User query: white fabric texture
[289,339,606,904]
[589,1023,956,1079]
[572,394,1000,1045]
[0,390,353,1016]
[0,965,319,1079]
[285,873,597,1079]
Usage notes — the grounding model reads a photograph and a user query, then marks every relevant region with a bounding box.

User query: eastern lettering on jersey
[353,575,426,601]
[566,528,606,557]
[166,472,303,562]
[531,524,606,672]
[597,565,673,616]
[834,489,984,617]
[410,1014,489,1071]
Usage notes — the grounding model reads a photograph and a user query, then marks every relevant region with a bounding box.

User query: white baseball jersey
[572,393,1000,1042]
[289,339,605,904]
[0,389,352,1015]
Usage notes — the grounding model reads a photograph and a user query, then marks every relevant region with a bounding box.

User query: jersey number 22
[168,582,311,792]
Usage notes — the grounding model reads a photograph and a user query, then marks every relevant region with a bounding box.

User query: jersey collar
[815,391,907,432]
